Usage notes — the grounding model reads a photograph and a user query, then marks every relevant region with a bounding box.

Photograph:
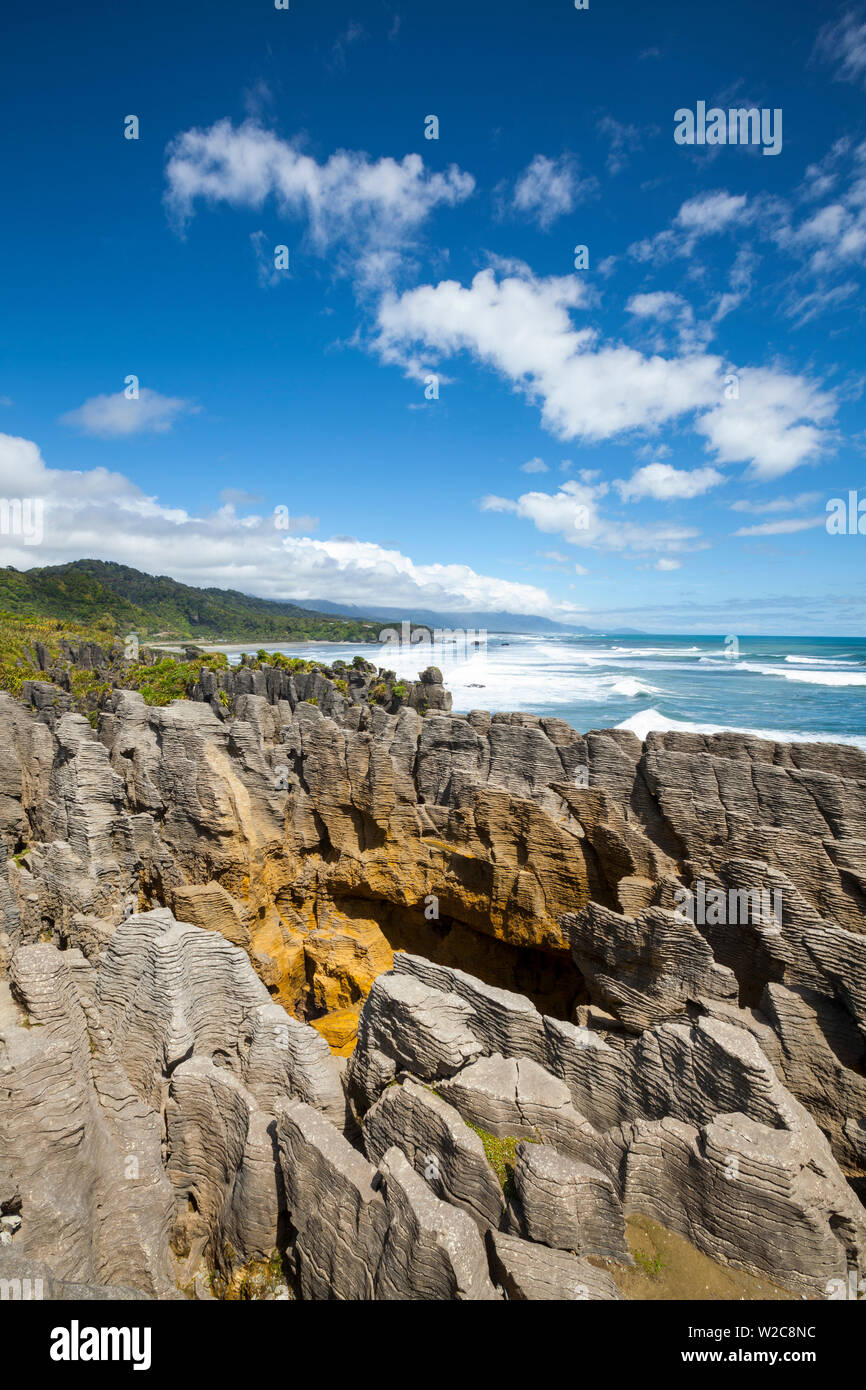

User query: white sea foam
[742,662,866,687]
[784,654,858,665]
[610,677,659,697]
[611,645,700,657]
[213,635,866,746]
[779,670,866,687]
[615,707,866,751]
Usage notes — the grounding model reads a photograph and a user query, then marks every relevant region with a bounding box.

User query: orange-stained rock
[311,1006,362,1057]
[303,904,394,1014]
[171,881,250,948]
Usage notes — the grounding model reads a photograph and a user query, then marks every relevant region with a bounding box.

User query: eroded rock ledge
[0,663,864,1298]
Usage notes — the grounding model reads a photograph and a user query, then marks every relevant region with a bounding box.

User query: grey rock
[486,1230,622,1301]
[362,1077,505,1229]
[506,1143,631,1263]
[374,1146,500,1300]
[276,1098,388,1300]
[438,1054,603,1165]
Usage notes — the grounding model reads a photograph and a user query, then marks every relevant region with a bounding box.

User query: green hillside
[0,561,381,642]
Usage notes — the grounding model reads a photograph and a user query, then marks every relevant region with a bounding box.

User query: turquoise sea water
[218,633,866,750]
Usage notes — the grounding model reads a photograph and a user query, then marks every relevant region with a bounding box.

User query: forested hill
[0,560,381,642]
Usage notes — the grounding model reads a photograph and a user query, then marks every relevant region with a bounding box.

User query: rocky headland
[1,648,864,1300]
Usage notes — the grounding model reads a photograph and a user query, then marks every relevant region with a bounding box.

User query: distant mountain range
[278,599,643,637]
[0,561,642,641]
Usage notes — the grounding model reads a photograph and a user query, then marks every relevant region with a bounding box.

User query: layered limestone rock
[0,906,347,1295]
[362,1077,506,1229]
[1,668,865,1300]
[486,1230,622,1301]
[349,958,866,1299]
[0,948,175,1296]
[504,1144,631,1263]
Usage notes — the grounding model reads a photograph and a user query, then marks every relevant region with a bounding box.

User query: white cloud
[596,116,644,175]
[511,154,595,229]
[677,190,750,233]
[815,11,866,86]
[614,462,725,502]
[732,515,825,536]
[696,367,835,480]
[784,197,866,275]
[625,290,708,351]
[374,265,833,475]
[0,431,573,619]
[520,457,548,473]
[60,388,197,438]
[730,491,821,514]
[655,557,682,570]
[624,142,866,326]
[164,119,475,290]
[630,190,751,261]
[626,291,688,321]
[481,478,706,557]
[329,20,366,71]
[785,280,859,324]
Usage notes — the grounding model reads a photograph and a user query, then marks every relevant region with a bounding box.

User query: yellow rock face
[303,903,394,1014]
[310,1006,362,1057]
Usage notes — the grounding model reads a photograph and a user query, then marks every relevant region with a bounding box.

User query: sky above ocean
[1,0,865,633]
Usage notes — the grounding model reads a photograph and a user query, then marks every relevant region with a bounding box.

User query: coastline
[146,631,866,751]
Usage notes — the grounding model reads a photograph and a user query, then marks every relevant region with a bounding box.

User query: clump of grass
[634,1249,666,1280]
[465,1122,540,1200]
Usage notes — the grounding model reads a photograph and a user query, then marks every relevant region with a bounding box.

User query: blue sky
[1,0,865,632]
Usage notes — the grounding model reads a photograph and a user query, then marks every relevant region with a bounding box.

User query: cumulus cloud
[510,154,596,229]
[481,478,706,557]
[374,265,834,475]
[0,431,571,619]
[614,462,725,502]
[626,291,688,321]
[783,196,866,275]
[696,367,835,480]
[60,388,197,438]
[625,290,709,351]
[164,119,475,289]
[630,191,751,261]
[520,457,548,473]
[654,557,682,570]
[627,144,866,319]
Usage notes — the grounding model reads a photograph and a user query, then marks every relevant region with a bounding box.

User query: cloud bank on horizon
[1,0,864,633]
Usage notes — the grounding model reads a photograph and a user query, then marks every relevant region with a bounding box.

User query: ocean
[216,633,866,751]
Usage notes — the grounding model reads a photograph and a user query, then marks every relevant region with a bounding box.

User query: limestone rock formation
[505,1143,631,1263]
[486,1230,622,1301]
[0,662,864,1301]
[350,960,866,1299]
